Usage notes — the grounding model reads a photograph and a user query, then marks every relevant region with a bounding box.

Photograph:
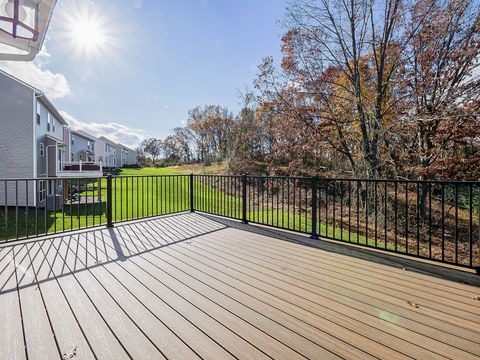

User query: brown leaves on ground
[407,301,419,308]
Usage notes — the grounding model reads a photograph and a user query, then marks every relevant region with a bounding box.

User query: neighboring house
[116,143,138,167]
[126,147,138,166]
[96,136,117,168]
[0,69,102,208]
[64,128,97,163]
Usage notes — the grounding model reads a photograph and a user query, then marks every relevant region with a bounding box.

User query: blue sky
[0,0,287,147]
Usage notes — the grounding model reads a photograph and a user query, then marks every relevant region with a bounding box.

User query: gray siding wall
[127,149,137,165]
[71,133,94,161]
[0,73,35,206]
[35,100,64,177]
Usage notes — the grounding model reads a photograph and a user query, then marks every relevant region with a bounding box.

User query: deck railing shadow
[0,212,227,295]
[196,213,480,287]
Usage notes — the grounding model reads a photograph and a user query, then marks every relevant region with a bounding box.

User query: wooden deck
[1,212,479,360]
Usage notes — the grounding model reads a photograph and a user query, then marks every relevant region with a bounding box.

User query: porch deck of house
[1,212,479,360]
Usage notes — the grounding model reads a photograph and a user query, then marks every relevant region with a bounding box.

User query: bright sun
[70,17,107,53]
[58,2,116,60]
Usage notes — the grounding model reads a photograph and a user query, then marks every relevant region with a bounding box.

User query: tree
[397,0,480,180]
[255,0,427,177]
[142,137,163,165]
[187,105,235,162]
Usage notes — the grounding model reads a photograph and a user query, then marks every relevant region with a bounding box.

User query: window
[99,156,103,162]
[47,113,51,131]
[38,181,46,202]
[39,142,45,157]
[71,135,75,145]
[71,152,74,161]
[52,117,56,132]
[91,143,94,151]
[36,103,41,125]
[87,141,91,150]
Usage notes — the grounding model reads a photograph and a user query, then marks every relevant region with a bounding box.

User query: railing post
[189,173,194,212]
[310,176,319,239]
[106,174,113,227]
[242,174,248,224]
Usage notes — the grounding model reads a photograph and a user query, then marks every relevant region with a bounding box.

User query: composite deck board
[29,241,96,360]
[113,227,345,360]
[54,235,167,360]
[209,230,480,317]
[188,229,480,333]
[196,232,480,332]
[157,236,474,359]
[166,233,478,359]
[15,243,60,360]
[202,231,480,352]
[0,246,26,360]
[0,212,479,359]
[70,232,209,360]
[85,229,285,360]
[44,236,131,360]
[221,227,480,306]
[79,229,242,360]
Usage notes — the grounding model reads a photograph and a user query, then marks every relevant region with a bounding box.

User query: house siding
[96,137,117,168]
[0,72,35,206]
[35,100,64,177]
[71,132,94,161]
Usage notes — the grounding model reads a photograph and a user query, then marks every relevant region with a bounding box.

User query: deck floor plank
[29,240,96,360]
[158,236,474,359]
[73,231,204,360]
[189,228,480,333]
[45,235,131,360]
[82,229,239,360]
[53,234,166,360]
[88,228,279,360]
[209,229,480,317]
[15,243,60,360]
[0,246,26,360]
[113,227,342,360]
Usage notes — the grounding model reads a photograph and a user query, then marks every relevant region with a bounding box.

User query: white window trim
[38,180,46,202]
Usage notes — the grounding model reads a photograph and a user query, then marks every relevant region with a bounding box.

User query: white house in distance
[0,69,103,208]
[96,136,118,168]
[116,143,138,167]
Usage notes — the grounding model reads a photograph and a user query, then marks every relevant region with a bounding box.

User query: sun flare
[70,17,107,52]
[58,2,117,60]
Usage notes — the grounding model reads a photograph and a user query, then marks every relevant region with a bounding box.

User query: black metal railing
[0,174,478,270]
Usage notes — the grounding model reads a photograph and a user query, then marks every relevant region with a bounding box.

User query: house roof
[98,136,118,147]
[0,68,67,126]
[117,143,137,152]
[72,129,97,142]
[37,94,68,126]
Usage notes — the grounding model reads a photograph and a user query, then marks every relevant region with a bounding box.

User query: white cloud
[0,45,70,99]
[60,111,148,148]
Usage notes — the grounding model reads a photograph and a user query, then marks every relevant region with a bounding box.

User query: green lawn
[0,166,383,251]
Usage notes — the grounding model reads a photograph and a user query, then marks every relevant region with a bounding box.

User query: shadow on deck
[0,212,479,360]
